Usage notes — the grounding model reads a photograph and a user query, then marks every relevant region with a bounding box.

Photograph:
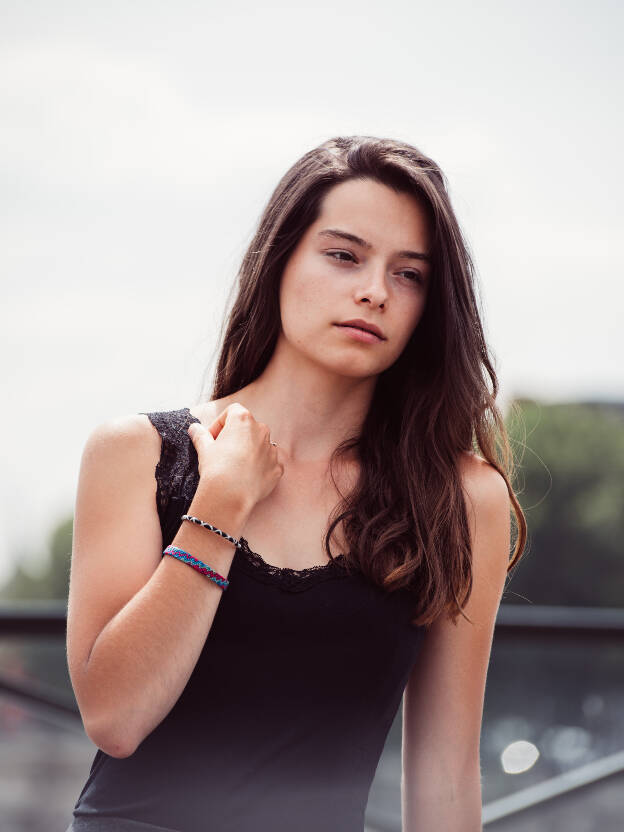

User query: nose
[354,262,389,307]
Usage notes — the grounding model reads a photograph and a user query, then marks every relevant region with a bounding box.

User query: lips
[337,324,381,339]
[335,319,386,340]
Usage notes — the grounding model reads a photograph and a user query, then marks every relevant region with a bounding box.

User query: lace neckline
[238,536,346,574]
[235,536,349,592]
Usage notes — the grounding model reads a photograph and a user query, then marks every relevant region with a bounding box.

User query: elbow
[85,715,137,759]
[72,668,138,758]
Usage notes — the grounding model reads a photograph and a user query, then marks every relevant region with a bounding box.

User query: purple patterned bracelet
[163,545,230,590]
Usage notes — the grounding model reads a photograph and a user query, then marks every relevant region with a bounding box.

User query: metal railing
[3,599,624,640]
[1,600,623,828]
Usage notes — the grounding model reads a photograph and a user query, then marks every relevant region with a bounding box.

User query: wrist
[190,480,254,534]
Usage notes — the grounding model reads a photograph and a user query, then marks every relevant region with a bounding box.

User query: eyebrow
[317,228,431,263]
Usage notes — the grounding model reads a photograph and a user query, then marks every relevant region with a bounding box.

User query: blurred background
[1,1,622,830]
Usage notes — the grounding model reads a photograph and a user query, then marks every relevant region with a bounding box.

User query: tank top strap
[138,406,202,547]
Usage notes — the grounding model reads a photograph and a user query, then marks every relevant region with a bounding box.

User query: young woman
[65,135,526,832]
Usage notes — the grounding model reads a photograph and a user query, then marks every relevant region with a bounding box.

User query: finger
[209,402,250,439]
[209,404,234,437]
[187,422,215,443]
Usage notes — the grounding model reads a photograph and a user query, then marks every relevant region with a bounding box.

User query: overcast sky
[1,0,622,587]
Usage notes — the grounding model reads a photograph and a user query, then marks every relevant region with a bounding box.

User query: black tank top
[69,407,426,832]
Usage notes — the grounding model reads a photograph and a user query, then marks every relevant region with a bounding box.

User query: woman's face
[278,176,433,379]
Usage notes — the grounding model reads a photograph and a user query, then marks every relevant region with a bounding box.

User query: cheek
[280,262,331,325]
[408,290,428,326]
[394,295,427,348]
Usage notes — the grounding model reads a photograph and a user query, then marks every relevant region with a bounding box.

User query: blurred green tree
[0,515,72,602]
[504,400,624,608]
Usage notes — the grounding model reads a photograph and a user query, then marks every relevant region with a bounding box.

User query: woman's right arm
[66,413,254,759]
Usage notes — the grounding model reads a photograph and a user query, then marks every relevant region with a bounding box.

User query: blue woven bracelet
[163,545,230,590]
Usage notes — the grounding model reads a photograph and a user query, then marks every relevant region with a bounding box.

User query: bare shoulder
[457,450,511,587]
[78,413,165,489]
[90,411,158,440]
[457,450,510,516]
[455,451,512,613]
[85,412,161,456]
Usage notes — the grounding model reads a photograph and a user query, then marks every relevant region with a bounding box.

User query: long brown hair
[196,135,527,628]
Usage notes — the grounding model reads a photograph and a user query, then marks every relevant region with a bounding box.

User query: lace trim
[140,408,202,547]
[235,536,350,593]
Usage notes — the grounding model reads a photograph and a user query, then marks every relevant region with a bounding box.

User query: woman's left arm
[401,453,511,832]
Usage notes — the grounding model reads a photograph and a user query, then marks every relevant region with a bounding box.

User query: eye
[326,250,356,263]
[399,270,424,285]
